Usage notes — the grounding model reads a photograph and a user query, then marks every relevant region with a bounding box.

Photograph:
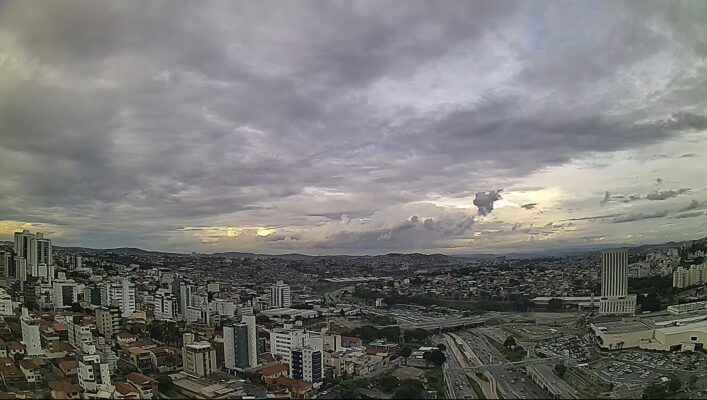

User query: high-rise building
[0,288,13,316]
[78,352,114,398]
[96,307,122,337]
[154,288,178,321]
[224,315,259,371]
[20,309,43,356]
[0,251,11,279]
[101,278,136,317]
[179,282,196,317]
[291,347,323,383]
[52,279,79,309]
[182,333,217,377]
[32,232,52,269]
[599,249,636,314]
[270,280,291,308]
[270,327,307,367]
[13,230,34,260]
[67,315,93,348]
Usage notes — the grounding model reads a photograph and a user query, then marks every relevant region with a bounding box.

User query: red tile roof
[126,372,155,386]
[257,363,288,377]
[49,380,80,393]
[275,377,312,391]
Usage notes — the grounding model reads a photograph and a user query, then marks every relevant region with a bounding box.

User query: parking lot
[536,334,592,362]
[615,350,706,373]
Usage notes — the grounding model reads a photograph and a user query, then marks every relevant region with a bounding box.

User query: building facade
[599,249,636,315]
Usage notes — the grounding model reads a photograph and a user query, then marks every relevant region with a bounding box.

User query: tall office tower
[224,316,259,371]
[224,322,250,371]
[599,249,637,314]
[13,230,34,259]
[179,281,195,316]
[0,251,10,279]
[32,232,52,268]
[290,347,323,383]
[15,257,27,284]
[270,280,292,308]
[121,277,136,317]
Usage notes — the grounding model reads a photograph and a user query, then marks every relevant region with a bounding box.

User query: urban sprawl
[0,229,706,399]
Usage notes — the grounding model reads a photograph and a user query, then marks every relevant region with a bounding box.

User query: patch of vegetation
[394,379,425,399]
[487,336,524,362]
[642,376,682,399]
[425,367,445,394]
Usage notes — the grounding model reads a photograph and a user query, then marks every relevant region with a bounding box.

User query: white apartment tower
[101,278,136,317]
[182,333,217,377]
[270,280,292,308]
[20,308,43,356]
[599,249,637,314]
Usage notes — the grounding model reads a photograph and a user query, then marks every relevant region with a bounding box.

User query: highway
[457,331,548,399]
[432,335,478,399]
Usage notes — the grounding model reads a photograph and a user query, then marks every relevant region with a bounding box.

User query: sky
[0,0,706,255]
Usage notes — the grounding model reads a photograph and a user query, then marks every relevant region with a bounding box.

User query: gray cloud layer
[0,0,706,252]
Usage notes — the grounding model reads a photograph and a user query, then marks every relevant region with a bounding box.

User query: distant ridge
[33,235,707,260]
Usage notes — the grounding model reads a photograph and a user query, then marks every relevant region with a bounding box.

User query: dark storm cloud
[600,192,611,206]
[473,190,503,216]
[520,203,537,210]
[0,0,706,251]
[611,210,669,224]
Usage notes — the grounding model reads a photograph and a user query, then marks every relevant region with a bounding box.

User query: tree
[548,298,565,311]
[69,302,84,313]
[667,376,681,394]
[339,380,362,399]
[642,383,668,399]
[379,376,400,392]
[553,364,567,378]
[423,349,446,367]
[394,379,424,399]
[436,343,446,352]
[503,335,517,348]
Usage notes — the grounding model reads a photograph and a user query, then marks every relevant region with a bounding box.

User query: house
[48,380,81,399]
[0,357,23,387]
[273,377,313,399]
[149,347,180,373]
[126,372,157,399]
[130,339,157,350]
[6,341,25,356]
[58,360,78,379]
[128,348,153,371]
[341,336,363,348]
[257,363,288,381]
[18,359,42,383]
[115,332,137,347]
[114,382,140,399]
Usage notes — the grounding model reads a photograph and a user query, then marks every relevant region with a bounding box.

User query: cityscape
[0,231,706,399]
[1,1,707,399]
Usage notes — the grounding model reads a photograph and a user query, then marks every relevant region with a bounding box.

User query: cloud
[645,188,691,201]
[0,1,705,253]
[473,190,503,216]
[680,200,702,212]
[655,178,663,185]
[520,203,537,210]
[600,191,611,206]
[511,223,522,231]
[611,210,669,224]
[674,211,704,219]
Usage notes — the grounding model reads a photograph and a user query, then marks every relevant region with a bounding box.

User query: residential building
[126,372,157,399]
[49,381,81,400]
[224,322,250,371]
[52,279,79,309]
[270,280,292,308]
[20,309,42,356]
[182,333,217,377]
[154,288,178,321]
[67,316,93,348]
[78,353,114,398]
[0,288,13,316]
[270,327,307,367]
[291,346,323,384]
[95,307,122,337]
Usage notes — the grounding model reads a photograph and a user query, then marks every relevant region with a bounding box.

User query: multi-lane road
[431,334,478,399]
[456,331,549,399]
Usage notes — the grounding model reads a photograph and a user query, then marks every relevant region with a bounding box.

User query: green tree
[642,383,668,399]
[667,376,682,394]
[423,349,446,367]
[553,364,567,378]
[394,379,424,399]
[436,343,446,352]
[339,380,361,399]
[548,298,565,311]
[503,335,517,348]
[379,376,400,392]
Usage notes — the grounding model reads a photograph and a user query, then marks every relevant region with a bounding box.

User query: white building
[101,278,136,317]
[211,299,237,317]
[20,309,42,356]
[182,333,217,377]
[599,249,636,315]
[52,279,79,309]
[291,346,323,384]
[270,327,308,367]
[32,232,52,270]
[68,315,94,348]
[78,353,114,398]
[154,288,178,321]
[225,315,259,372]
[0,288,13,316]
[270,280,292,308]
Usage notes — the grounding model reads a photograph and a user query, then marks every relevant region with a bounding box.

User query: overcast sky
[1,0,706,255]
